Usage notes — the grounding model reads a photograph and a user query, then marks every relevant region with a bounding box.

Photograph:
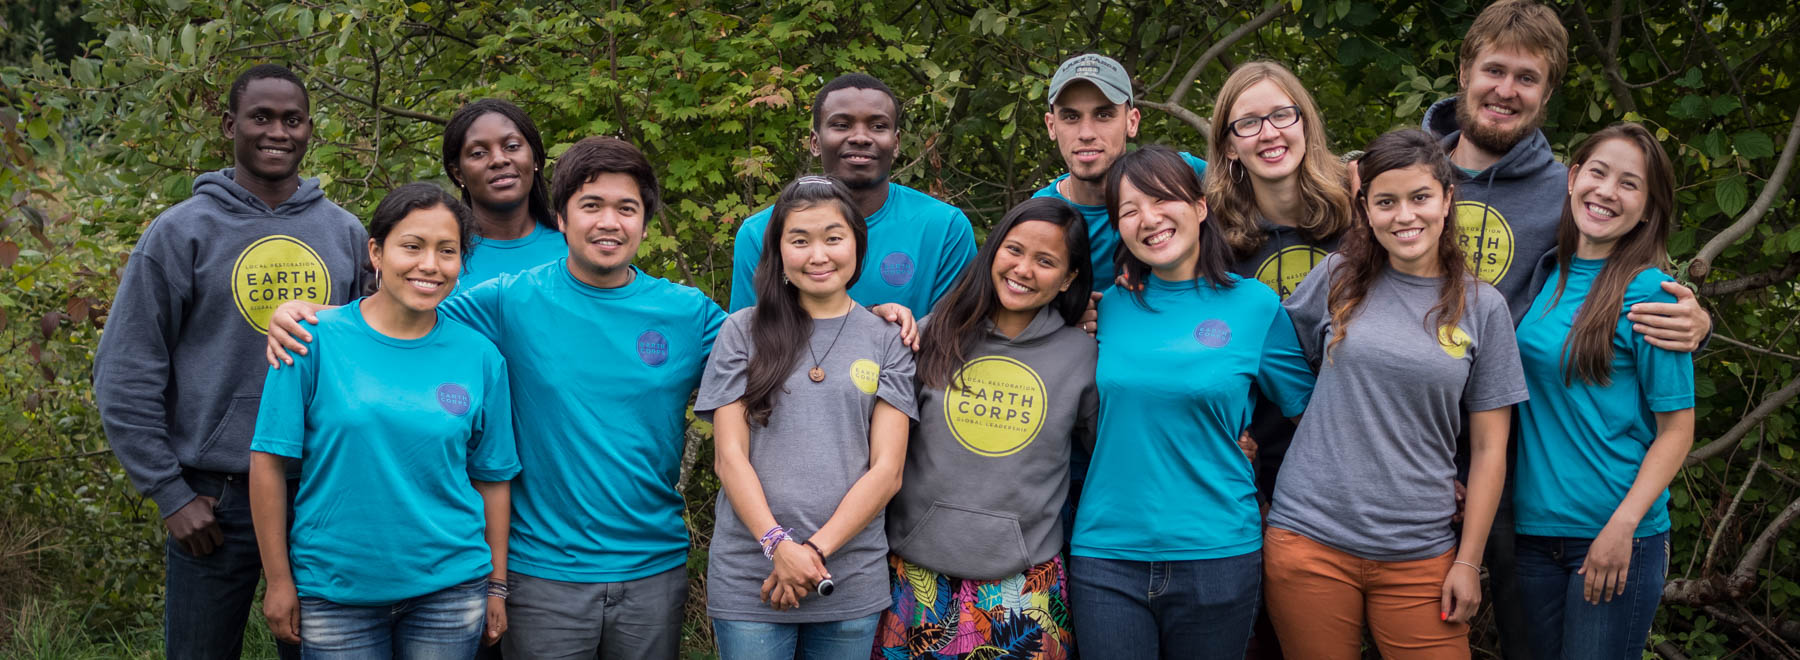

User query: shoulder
[1031,177,1065,200]
[1048,324,1098,357]
[734,207,773,244]
[1178,151,1209,176]
[311,304,360,335]
[1624,266,1679,305]
[721,307,757,334]
[890,183,968,222]
[642,272,720,307]
[1467,280,1512,320]
[312,197,365,232]
[437,315,503,357]
[1230,273,1280,307]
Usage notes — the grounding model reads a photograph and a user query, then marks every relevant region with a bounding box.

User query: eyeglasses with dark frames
[1228,105,1302,138]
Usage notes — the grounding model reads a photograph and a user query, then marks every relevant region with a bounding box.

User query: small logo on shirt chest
[436,383,472,416]
[879,252,915,287]
[637,330,670,367]
[1193,319,1233,348]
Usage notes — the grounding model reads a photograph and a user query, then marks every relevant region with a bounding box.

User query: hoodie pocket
[196,395,259,469]
[894,502,1032,580]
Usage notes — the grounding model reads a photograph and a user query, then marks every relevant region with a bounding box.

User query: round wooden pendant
[808,367,825,383]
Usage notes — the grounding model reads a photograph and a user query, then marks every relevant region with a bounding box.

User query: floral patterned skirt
[872,553,1072,659]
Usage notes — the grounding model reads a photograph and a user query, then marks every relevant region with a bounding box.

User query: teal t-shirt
[1073,274,1314,561]
[728,182,977,313]
[1514,258,1694,538]
[459,224,566,290]
[442,260,727,582]
[1032,151,1207,287]
[251,299,519,606]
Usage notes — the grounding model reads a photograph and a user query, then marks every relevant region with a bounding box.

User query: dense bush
[2,0,1796,656]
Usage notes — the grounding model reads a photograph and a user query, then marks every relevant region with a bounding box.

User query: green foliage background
[1,0,1797,656]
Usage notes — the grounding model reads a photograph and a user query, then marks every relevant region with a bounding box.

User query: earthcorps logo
[231,235,332,334]
[879,252,915,287]
[1194,319,1232,348]
[1438,326,1473,359]
[636,330,669,367]
[944,356,1048,457]
[436,383,472,416]
[850,358,881,394]
[1453,201,1515,285]
[1253,246,1331,299]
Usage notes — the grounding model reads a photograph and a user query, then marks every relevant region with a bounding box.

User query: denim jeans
[164,469,301,660]
[1515,531,1669,660]
[298,577,487,659]
[1068,552,1262,660]
[711,612,881,660]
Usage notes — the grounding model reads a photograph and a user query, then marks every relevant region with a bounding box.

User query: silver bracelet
[1453,560,1481,572]
[487,578,510,600]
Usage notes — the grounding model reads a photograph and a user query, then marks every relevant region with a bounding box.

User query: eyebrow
[788,222,847,234]
[577,193,639,205]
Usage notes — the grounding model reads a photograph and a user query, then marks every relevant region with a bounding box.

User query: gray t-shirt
[696,305,918,623]
[1269,254,1528,560]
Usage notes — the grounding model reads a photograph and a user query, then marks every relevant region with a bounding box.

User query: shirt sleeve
[928,209,978,310]
[1630,280,1696,412]
[250,332,320,460]
[1281,257,1336,368]
[467,351,521,482]
[697,297,728,362]
[728,220,764,313]
[93,243,198,518]
[1257,305,1316,418]
[694,313,753,419]
[1076,358,1100,456]
[438,277,506,343]
[1464,291,1530,411]
[875,326,920,420]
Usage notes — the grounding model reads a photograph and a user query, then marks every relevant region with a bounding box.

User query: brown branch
[1702,458,1759,575]
[1687,374,1800,466]
[1569,0,1637,113]
[1,448,113,465]
[1710,334,1800,362]
[1697,259,1800,296]
[303,68,447,125]
[1732,495,1800,586]
[1161,1,1287,108]
[1135,99,1211,139]
[1690,107,1800,279]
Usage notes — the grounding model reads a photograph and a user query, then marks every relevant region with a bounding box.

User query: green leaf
[410,2,430,12]
[179,24,197,56]
[1395,93,1421,119]
[1733,131,1775,159]
[297,8,313,36]
[1669,95,1706,120]
[1709,96,1740,117]
[1702,131,1728,161]
[1715,175,1748,218]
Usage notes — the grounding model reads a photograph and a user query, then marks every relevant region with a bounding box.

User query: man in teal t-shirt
[1032,53,1206,287]
[729,73,976,314]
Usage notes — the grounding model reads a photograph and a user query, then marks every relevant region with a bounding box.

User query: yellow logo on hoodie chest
[231,235,333,334]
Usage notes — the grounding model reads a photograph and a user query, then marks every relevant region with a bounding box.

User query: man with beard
[1034,53,1206,288]
[729,73,977,315]
[1421,2,1709,656]
[95,63,369,660]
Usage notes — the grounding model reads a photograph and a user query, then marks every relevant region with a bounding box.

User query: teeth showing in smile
[1258,146,1287,159]
[1585,203,1617,218]
[407,278,442,291]
[594,238,622,247]
[1144,228,1174,246]
[260,148,289,155]
[1394,228,1424,239]
[1484,104,1517,116]
[1003,278,1033,294]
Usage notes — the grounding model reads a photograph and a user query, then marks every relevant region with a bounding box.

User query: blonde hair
[1205,61,1352,254]
[1460,0,1570,88]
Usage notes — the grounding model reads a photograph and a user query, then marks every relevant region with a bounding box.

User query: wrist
[1608,512,1643,529]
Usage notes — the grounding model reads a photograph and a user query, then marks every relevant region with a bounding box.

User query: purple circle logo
[1193,319,1232,348]
[436,383,472,416]
[637,330,669,367]
[879,252,915,287]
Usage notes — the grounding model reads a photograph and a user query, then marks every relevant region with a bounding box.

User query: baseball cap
[1048,54,1133,107]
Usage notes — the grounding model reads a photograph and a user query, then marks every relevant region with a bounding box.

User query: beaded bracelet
[759,526,793,560]
[487,578,510,600]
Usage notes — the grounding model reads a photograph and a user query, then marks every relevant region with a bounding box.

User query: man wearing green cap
[1033,53,1207,288]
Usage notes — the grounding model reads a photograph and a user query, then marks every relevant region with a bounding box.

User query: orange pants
[1263,527,1470,659]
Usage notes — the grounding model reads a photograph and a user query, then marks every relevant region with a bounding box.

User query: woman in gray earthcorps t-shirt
[696,176,917,660]
[1263,130,1527,657]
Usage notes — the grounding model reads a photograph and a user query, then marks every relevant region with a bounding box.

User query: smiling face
[224,77,312,185]
[1224,79,1305,183]
[1115,176,1206,280]
[810,87,899,190]
[557,172,646,285]
[370,205,462,313]
[1364,164,1452,276]
[1045,81,1141,184]
[778,204,860,300]
[1457,44,1552,155]
[991,220,1077,316]
[451,112,536,213]
[1568,137,1650,257]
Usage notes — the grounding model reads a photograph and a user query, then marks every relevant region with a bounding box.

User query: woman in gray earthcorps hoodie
[874,197,1098,658]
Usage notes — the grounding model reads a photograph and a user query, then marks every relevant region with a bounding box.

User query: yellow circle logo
[944,356,1048,457]
[1439,326,1473,359]
[850,358,881,394]
[231,235,334,334]
[1253,245,1331,299]
[1454,201,1515,285]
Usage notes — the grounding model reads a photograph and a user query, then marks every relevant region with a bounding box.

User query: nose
[418,248,441,274]
[1256,117,1281,139]
[1077,116,1099,141]
[1593,177,1619,200]
[595,207,623,231]
[1495,75,1518,99]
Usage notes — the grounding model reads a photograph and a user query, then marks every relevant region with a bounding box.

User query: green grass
[2,594,282,660]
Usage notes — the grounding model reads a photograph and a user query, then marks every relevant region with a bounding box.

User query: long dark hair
[367,182,476,292]
[741,176,869,426]
[441,98,555,231]
[917,198,1092,390]
[1106,145,1237,307]
[1331,129,1469,360]
[1548,122,1676,386]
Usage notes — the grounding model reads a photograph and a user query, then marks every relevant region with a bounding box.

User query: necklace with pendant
[807,315,851,383]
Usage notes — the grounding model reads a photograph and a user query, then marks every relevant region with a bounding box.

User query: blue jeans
[299,577,487,659]
[1515,531,1669,660]
[711,613,881,660]
[1068,552,1262,660]
[164,470,301,660]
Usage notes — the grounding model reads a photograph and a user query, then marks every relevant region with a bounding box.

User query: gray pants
[502,566,688,660]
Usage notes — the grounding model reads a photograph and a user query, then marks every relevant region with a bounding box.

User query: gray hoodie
[94,169,370,517]
[1423,96,1569,318]
[886,307,1098,579]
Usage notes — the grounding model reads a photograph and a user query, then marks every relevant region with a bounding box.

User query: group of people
[94,1,1716,659]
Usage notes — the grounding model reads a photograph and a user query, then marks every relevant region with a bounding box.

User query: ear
[221,112,236,140]
[1044,110,1057,139]
[366,237,381,275]
[1058,268,1077,292]
[1125,106,1142,139]
[808,131,821,158]
[1566,164,1579,192]
[1193,198,1210,224]
[447,162,463,188]
[555,212,566,233]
